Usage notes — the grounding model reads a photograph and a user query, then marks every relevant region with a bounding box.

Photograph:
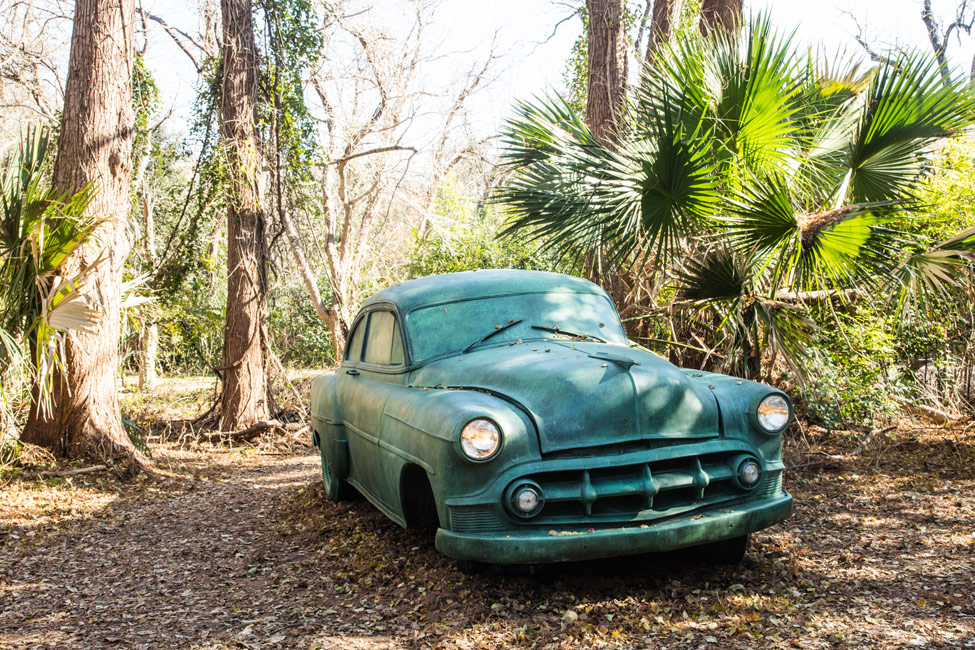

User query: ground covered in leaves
[1,381,973,648]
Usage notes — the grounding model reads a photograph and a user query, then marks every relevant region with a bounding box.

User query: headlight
[460,419,501,460]
[757,394,790,433]
[738,459,761,488]
[505,480,544,517]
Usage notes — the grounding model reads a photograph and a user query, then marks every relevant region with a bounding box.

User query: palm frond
[602,105,718,268]
[493,96,618,258]
[674,246,815,378]
[677,246,751,303]
[637,15,805,176]
[792,203,902,290]
[847,53,975,203]
[0,125,103,415]
[0,325,21,372]
[889,225,975,313]
[751,298,817,375]
[495,94,717,271]
[719,175,800,283]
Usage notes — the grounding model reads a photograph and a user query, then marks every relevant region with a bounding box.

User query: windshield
[405,290,627,362]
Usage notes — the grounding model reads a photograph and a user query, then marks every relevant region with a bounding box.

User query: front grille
[514,451,759,525]
[449,505,506,533]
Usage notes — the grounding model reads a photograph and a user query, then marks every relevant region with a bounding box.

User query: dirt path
[1,435,974,649]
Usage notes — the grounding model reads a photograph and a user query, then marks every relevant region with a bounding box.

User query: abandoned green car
[310,270,792,565]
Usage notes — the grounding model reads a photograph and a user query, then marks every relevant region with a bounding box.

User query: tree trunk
[920,0,952,85]
[139,322,158,391]
[647,0,683,58]
[699,0,742,37]
[219,0,269,431]
[585,0,628,149]
[139,175,158,391]
[21,0,143,468]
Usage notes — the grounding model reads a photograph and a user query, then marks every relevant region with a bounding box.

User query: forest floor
[1,377,974,649]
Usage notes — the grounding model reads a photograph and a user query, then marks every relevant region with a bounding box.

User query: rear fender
[310,374,349,479]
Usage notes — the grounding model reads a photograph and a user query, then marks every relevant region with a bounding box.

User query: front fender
[693,372,789,466]
[380,387,541,522]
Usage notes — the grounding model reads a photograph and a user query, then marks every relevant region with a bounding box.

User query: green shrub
[799,304,904,430]
[270,282,335,368]
[408,176,566,277]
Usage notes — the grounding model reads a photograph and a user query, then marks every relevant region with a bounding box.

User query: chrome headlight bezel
[458,418,502,461]
[755,393,791,435]
[734,456,763,489]
[504,480,545,518]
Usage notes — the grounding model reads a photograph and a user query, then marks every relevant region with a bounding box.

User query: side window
[390,319,404,365]
[345,316,366,362]
[364,311,396,365]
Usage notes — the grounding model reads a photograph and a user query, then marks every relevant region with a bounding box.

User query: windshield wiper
[531,324,607,343]
[463,319,524,353]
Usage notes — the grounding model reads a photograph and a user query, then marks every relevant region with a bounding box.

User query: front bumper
[435,492,792,564]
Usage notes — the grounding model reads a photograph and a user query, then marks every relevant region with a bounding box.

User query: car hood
[412,341,719,454]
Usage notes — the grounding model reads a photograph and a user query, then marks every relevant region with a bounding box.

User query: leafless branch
[145,11,203,71]
[920,0,975,82]
[842,9,883,63]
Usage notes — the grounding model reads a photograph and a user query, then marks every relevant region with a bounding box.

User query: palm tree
[0,126,101,416]
[494,17,975,379]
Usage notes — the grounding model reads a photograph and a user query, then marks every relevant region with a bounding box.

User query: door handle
[346,369,360,376]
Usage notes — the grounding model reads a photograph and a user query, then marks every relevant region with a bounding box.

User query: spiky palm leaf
[675,246,815,377]
[890,225,975,313]
[496,95,717,269]
[495,14,975,379]
[845,53,975,203]
[0,125,101,414]
[636,16,805,177]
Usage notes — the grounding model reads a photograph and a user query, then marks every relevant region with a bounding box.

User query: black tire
[455,558,488,575]
[319,444,352,503]
[700,534,750,565]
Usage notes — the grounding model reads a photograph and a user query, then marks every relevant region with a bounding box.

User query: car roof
[364,269,612,313]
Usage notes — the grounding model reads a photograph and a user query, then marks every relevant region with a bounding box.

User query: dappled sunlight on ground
[1,411,973,648]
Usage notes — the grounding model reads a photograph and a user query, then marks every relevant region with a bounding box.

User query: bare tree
[218,0,270,430]
[21,0,144,467]
[585,0,628,149]
[0,0,70,136]
[699,0,741,37]
[921,0,975,82]
[847,1,975,82]
[277,0,499,359]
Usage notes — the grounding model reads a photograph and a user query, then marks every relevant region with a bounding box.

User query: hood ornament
[588,351,638,371]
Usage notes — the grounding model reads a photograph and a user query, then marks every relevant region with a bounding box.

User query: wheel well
[401,464,439,528]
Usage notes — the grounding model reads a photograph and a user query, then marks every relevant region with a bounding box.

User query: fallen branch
[201,420,282,441]
[904,403,954,425]
[787,425,898,470]
[850,425,896,457]
[23,465,108,480]
[775,288,863,302]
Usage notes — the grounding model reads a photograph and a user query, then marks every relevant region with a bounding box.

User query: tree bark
[219,0,270,431]
[699,0,742,37]
[921,0,951,84]
[585,0,628,149]
[139,322,158,391]
[647,0,683,58]
[21,0,143,468]
[139,167,158,391]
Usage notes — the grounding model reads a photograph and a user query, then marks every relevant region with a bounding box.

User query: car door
[336,307,408,516]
